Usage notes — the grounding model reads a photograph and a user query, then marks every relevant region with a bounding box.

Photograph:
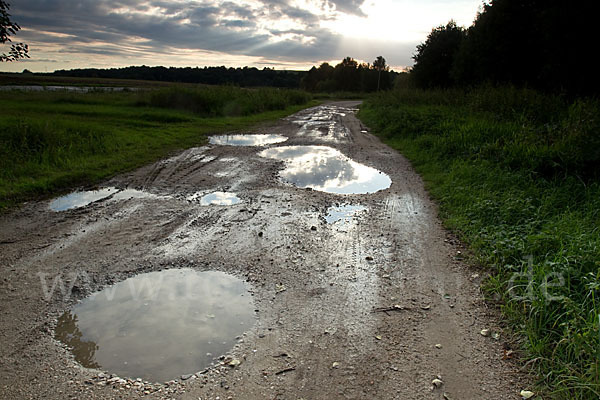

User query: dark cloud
[328,0,366,16]
[19,58,58,63]
[9,0,413,68]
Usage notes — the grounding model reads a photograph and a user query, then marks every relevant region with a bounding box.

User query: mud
[0,102,528,399]
[325,204,367,225]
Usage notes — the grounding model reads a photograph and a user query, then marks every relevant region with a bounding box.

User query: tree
[450,0,598,95]
[411,21,465,88]
[373,56,387,91]
[1,0,29,62]
[334,57,360,91]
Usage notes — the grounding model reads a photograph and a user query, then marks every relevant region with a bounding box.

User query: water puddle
[209,134,287,146]
[187,191,241,205]
[49,188,156,211]
[49,188,117,211]
[55,269,255,382]
[290,105,354,142]
[110,189,155,201]
[259,146,391,194]
[325,204,367,225]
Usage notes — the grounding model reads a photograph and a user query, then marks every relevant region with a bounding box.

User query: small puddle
[55,269,255,382]
[49,188,117,211]
[209,134,287,146]
[325,204,367,225]
[110,189,155,201]
[259,146,391,194]
[187,191,241,205]
[49,188,156,211]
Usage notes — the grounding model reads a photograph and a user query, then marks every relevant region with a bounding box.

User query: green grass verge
[0,86,315,210]
[359,87,600,399]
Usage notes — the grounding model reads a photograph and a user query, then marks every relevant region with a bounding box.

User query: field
[0,72,180,88]
[0,85,313,209]
[359,87,600,398]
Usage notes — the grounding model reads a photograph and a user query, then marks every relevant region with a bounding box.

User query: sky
[1,0,483,73]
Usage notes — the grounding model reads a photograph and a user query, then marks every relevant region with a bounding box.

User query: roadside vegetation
[357,1,598,397]
[0,86,313,210]
[360,86,599,399]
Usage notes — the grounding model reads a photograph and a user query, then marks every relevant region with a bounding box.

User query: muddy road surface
[0,102,527,399]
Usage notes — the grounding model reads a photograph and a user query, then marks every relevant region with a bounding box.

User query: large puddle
[209,134,288,146]
[49,188,155,211]
[259,146,391,194]
[55,269,255,382]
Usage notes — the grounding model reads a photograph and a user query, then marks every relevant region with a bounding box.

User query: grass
[0,86,314,209]
[359,86,600,399]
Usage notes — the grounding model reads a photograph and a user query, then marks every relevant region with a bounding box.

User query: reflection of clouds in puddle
[187,191,241,206]
[325,205,367,225]
[209,134,287,146]
[50,188,117,211]
[291,105,353,142]
[50,188,158,211]
[55,269,255,382]
[259,146,391,194]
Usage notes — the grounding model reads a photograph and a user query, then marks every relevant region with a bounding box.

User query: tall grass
[0,86,313,208]
[359,86,600,399]
[136,86,311,116]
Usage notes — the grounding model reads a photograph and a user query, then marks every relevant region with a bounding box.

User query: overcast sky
[1,0,483,73]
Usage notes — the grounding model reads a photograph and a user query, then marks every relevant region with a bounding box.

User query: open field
[0,85,313,209]
[359,87,600,399]
[0,73,185,88]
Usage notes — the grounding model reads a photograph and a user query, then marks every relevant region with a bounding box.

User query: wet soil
[0,101,528,399]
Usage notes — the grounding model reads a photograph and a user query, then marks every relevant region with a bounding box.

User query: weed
[0,87,314,209]
[359,87,600,398]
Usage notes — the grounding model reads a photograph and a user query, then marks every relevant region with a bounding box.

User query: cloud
[328,0,366,16]
[6,0,419,71]
[27,2,344,65]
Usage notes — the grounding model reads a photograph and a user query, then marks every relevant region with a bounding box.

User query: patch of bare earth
[0,102,528,399]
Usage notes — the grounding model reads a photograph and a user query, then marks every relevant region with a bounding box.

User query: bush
[137,86,311,117]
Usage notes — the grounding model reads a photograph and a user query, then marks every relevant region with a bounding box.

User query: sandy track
[0,102,526,399]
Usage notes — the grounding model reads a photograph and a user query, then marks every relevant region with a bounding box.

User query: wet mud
[0,102,527,399]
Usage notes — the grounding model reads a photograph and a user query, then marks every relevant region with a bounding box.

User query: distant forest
[49,57,398,93]
[52,66,306,88]
[410,0,597,96]
[301,56,397,93]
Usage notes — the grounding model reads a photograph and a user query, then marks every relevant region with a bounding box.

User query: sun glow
[323,0,481,43]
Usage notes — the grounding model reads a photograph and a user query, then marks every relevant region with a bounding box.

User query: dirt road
[0,102,527,399]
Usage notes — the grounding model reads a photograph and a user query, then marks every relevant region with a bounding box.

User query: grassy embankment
[0,85,313,210]
[359,87,600,399]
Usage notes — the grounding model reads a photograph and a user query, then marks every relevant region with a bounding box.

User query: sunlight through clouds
[2,0,482,72]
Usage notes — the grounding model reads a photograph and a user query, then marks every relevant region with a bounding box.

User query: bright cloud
[1,0,482,73]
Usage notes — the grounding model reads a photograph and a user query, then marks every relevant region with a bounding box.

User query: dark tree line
[301,56,397,92]
[411,0,598,96]
[51,65,306,88]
